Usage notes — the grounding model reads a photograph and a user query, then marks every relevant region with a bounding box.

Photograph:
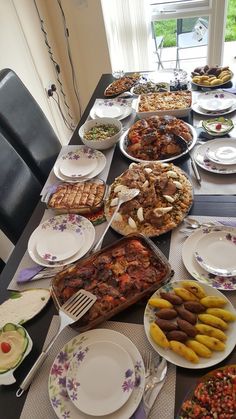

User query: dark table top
[1,73,236,419]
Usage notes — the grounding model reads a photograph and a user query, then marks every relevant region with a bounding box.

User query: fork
[144,350,152,381]
[143,355,167,417]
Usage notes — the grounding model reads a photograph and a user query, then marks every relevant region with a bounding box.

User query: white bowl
[79,118,123,150]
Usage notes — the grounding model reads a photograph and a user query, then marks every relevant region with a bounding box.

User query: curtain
[101,0,153,72]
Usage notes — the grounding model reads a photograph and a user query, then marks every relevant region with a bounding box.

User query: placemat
[169,215,236,306]
[20,319,176,419]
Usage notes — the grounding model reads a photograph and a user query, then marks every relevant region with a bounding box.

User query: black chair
[0,130,41,244]
[0,69,61,184]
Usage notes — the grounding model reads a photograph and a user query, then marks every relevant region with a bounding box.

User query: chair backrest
[0,69,61,184]
[0,129,41,244]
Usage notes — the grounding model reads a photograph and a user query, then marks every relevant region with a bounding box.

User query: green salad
[84,124,119,141]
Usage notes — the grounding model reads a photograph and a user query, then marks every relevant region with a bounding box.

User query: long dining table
[1,73,236,419]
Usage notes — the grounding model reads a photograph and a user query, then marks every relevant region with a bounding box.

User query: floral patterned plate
[194,230,236,277]
[193,140,236,174]
[28,214,95,267]
[205,139,236,165]
[59,156,97,178]
[198,91,236,112]
[90,99,133,121]
[66,341,134,416]
[48,329,145,419]
[144,281,236,369]
[54,146,106,183]
[182,226,236,290]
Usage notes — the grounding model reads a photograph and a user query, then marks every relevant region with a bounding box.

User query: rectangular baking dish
[51,233,173,332]
[133,90,192,118]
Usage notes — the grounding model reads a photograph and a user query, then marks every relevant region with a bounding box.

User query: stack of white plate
[193,138,236,174]
[48,329,145,419]
[28,214,95,267]
[90,100,133,121]
[182,225,236,290]
[192,91,236,116]
[53,146,106,183]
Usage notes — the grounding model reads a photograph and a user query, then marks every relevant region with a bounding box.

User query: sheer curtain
[101,0,153,72]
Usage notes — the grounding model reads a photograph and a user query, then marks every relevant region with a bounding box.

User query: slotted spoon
[16,289,97,397]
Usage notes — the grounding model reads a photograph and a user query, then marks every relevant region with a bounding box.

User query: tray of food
[191,65,233,87]
[104,162,193,237]
[130,81,169,95]
[44,179,107,215]
[144,280,236,369]
[104,74,140,97]
[177,364,236,418]
[133,90,192,118]
[119,115,197,163]
[51,234,172,331]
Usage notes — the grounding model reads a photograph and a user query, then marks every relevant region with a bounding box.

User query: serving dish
[51,233,172,331]
[45,179,107,215]
[191,65,233,87]
[133,90,192,118]
[144,280,236,369]
[0,289,51,327]
[49,328,145,419]
[104,74,140,97]
[130,81,169,95]
[119,116,197,163]
[104,162,193,237]
[202,117,233,136]
[79,118,123,150]
[0,323,33,385]
[177,364,236,418]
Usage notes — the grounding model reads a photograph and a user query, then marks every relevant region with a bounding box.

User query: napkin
[219,220,236,228]
[132,401,146,419]
[16,265,43,283]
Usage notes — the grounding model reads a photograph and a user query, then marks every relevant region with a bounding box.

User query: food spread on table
[125,115,193,161]
[191,65,233,87]
[178,365,236,418]
[105,162,193,237]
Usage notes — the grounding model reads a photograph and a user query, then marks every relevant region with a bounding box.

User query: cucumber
[3,323,17,332]
[16,326,26,338]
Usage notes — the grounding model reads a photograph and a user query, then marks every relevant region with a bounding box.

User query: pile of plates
[192,91,236,116]
[28,214,95,267]
[48,329,145,419]
[54,146,106,182]
[182,225,236,290]
[90,99,133,121]
[193,138,236,174]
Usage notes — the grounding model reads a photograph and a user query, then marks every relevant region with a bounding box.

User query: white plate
[119,123,197,163]
[194,230,236,277]
[28,214,95,267]
[48,329,145,419]
[36,222,84,262]
[59,156,97,178]
[144,280,236,369]
[54,146,106,182]
[90,100,133,121]
[198,91,236,112]
[206,144,236,165]
[66,341,134,416]
[192,101,236,116]
[182,226,236,290]
[193,139,236,174]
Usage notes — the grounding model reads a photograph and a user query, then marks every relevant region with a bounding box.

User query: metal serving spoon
[174,134,201,185]
[92,188,140,253]
[184,217,216,229]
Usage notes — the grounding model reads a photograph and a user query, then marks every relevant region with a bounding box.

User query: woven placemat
[20,319,176,419]
[169,215,236,306]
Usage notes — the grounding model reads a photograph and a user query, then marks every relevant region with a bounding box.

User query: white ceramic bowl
[79,118,123,150]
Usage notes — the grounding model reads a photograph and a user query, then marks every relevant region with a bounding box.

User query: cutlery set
[143,352,167,417]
